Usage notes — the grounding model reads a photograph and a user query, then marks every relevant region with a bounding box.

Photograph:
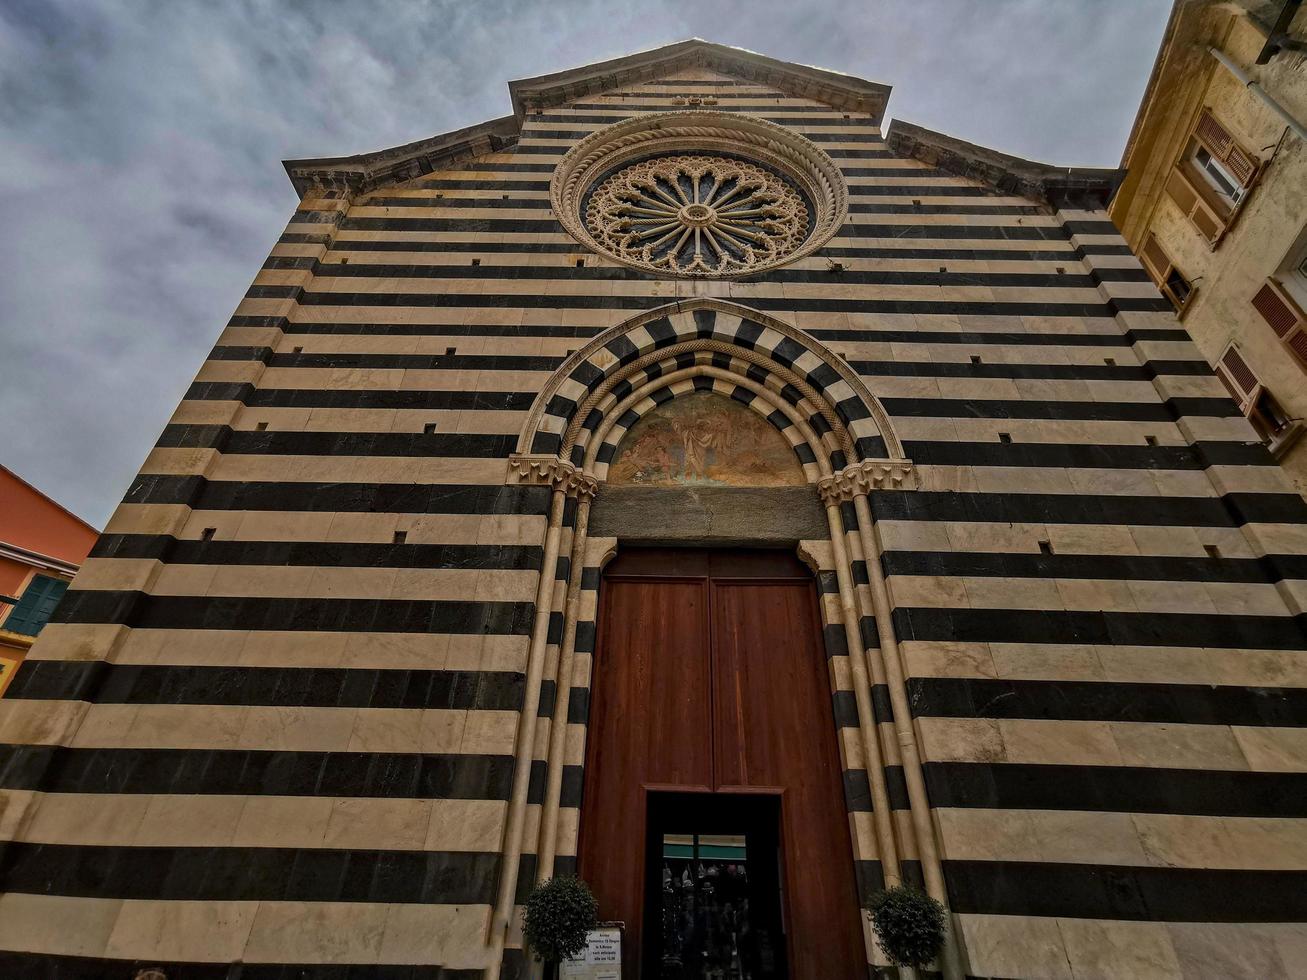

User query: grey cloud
[0,0,1171,526]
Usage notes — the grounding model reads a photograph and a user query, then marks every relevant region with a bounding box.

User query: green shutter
[3,575,69,636]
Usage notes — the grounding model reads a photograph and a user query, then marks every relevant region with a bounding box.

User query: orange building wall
[0,468,98,566]
[0,558,32,603]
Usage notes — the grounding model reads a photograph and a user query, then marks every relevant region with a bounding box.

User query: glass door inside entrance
[644,793,788,979]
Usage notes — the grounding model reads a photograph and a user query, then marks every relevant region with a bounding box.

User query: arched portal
[487,299,948,978]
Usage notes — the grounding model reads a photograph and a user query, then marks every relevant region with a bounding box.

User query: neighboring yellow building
[1112,0,1307,495]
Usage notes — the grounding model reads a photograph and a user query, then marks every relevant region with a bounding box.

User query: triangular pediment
[283,39,890,199]
[510,39,890,122]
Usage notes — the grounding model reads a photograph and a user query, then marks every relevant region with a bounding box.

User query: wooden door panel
[578,577,711,970]
[712,581,821,787]
[712,580,866,978]
[579,551,864,978]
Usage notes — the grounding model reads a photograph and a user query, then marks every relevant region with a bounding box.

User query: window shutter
[2,575,69,637]
[1252,279,1307,370]
[1216,344,1259,411]
[1225,144,1259,186]
[1166,168,1199,214]
[1197,110,1233,156]
[1141,234,1171,282]
[1165,167,1225,244]
[1289,331,1307,366]
[1195,110,1234,156]
[1214,339,1300,450]
[1138,232,1195,313]
[1188,193,1223,242]
[1194,108,1259,186]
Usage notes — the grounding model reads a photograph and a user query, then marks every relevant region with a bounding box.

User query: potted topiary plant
[865,885,947,970]
[522,874,599,977]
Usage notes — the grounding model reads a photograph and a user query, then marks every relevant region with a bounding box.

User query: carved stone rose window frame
[551,112,849,278]
[585,154,812,277]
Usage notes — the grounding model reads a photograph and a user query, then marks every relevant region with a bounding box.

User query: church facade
[2,39,1307,979]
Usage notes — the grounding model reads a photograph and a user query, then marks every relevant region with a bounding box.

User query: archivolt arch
[513,297,907,482]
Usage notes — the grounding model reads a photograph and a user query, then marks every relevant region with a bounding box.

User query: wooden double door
[578,549,866,977]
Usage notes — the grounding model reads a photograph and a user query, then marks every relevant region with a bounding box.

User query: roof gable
[284,40,890,199]
[886,119,1123,210]
[510,39,890,122]
[284,115,519,199]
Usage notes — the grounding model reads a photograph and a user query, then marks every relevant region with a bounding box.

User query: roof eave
[1117,0,1192,169]
[282,115,520,200]
[886,119,1124,210]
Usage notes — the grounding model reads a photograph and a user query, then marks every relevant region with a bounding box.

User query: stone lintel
[590,486,828,544]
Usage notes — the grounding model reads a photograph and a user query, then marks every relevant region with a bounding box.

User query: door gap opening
[644,791,787,979]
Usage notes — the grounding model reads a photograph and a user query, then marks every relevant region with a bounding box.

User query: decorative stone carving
[817,459,918,504]
[506,453,599,498]
[506,453,567,486]
[560,469,599,500]
[585,155,811,276]
[551,112,848,278]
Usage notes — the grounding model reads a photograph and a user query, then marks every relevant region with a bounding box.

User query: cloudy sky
[0,0,1171,527]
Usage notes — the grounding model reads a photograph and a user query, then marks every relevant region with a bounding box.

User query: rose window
[584,155,811,276]
[551,112,848,279]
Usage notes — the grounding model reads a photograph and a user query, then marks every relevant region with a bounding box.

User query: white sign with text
[560,927,621,979]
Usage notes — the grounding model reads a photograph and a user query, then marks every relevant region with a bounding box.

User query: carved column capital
[506,453,599,498]
[817,458,916,504]
[559,468,599,500]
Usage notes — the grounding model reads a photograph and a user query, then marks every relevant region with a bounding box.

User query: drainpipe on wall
[1208,46,1307,142]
